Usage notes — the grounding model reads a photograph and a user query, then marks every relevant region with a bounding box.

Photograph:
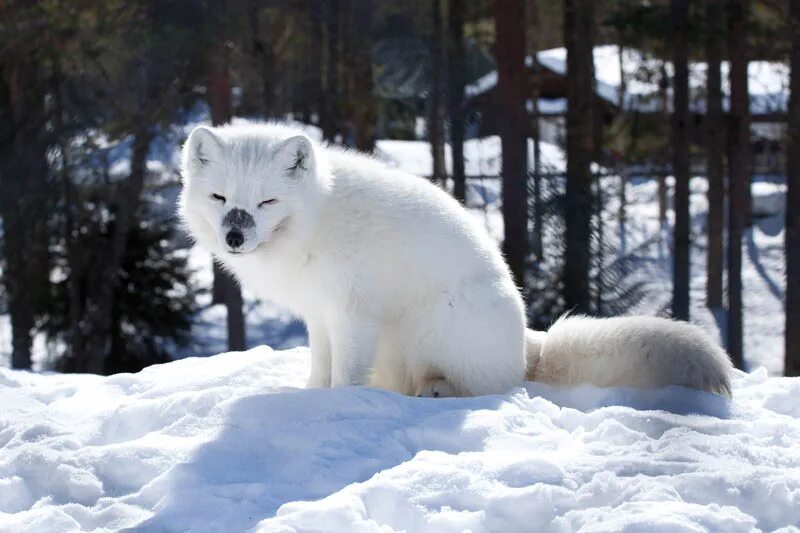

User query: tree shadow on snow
[746,216,785,303]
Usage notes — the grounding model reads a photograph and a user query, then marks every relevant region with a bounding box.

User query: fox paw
[415,378,456,398]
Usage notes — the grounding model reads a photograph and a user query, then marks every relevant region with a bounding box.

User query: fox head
[179,125,327,257]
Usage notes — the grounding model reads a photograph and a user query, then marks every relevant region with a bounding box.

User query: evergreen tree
[47,205,197,374]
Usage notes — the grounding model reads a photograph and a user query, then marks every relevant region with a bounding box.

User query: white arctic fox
[179,122,733,398]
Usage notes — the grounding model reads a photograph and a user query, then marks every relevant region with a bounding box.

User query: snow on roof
[466,45,790,114]
[537,46,621,105]
[1,347,798,531]
[465,70,498,98]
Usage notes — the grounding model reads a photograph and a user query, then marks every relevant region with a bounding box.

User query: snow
[537,47,621,105]
[466,45,789,114]
[1,347,799,532]
[464,70,497,98]
[375,136,566,178]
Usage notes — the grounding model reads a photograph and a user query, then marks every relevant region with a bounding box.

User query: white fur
[179,122,732,399]
[531,315,733,398]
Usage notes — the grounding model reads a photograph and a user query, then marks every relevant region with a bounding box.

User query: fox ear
[182,126,223,177]
[274,135,314,179]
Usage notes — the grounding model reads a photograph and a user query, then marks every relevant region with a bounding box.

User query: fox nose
[226,229,244,249]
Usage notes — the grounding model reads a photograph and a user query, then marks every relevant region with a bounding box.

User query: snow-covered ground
[2,347,799,532]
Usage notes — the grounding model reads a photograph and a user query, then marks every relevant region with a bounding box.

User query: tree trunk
[594,171,605,313]
[726,0,749,369]
[308,0,325,127]
[671,0,691,321]
[208,6,246,352]
[350,0,377,152]
[786,0,800,376]
[705,0,725,309]
[209,41,232,126]
[0,150,44,369]
[448,0,466,203]
[226,276,246,352]
[430,0,447,184]
[54,81,85,365]
[322,0,340,141]
[617,44,628,258]
[530,0,544,260]
[339,0,355,146]
[0,56,50,370]
[83,129,153,373]
[249,4,274,118]
[658,62,669,229]
[49,62,84,367]
[211,261,226,304]
[210,34,232,305]
[563,0,595,313]
[494,0,528,291]
[531,104,544,261]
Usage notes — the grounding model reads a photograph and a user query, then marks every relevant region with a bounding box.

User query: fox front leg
[306,321,332,388]
[329,316,379,388]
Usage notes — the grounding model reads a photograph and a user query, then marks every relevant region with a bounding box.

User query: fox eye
[259,198,278,207]
[211,194,226,204]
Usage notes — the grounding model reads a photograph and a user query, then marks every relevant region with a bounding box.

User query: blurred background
[0,0,797,377]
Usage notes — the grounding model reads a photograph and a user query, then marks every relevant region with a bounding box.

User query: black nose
[226,229,244,249]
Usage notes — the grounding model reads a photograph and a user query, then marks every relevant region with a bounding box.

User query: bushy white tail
[525,315,733,398]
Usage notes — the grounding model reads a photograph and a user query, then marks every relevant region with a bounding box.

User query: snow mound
[1,348,799,532]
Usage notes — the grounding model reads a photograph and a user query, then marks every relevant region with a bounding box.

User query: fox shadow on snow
[130,376,731,532]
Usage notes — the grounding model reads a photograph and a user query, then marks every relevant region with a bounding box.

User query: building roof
[465,45,790,116]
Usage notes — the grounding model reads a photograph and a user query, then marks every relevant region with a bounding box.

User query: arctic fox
[179,122,732,398]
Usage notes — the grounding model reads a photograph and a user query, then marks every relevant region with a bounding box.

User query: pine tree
[48,208,197,374]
